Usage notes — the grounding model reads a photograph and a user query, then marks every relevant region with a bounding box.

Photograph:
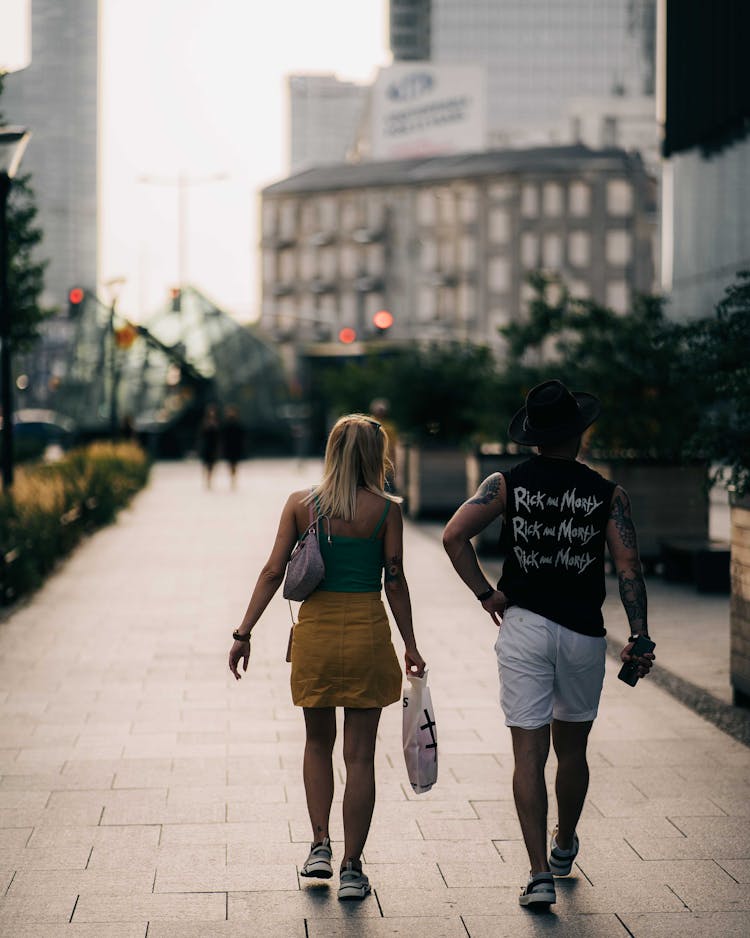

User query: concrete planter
[586,460,709,569]
[401,444,468,519]
[730,493,750,707]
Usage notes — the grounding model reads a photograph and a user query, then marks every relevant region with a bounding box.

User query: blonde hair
[305,413,399,520]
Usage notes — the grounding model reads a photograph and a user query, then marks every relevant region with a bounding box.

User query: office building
[390,0,656,146]
[288,75,369,173]
[259,145,656,351]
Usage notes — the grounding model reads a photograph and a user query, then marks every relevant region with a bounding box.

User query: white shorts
[495,606,607,729]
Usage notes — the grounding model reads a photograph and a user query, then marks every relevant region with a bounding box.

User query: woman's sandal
[519,871,556,907]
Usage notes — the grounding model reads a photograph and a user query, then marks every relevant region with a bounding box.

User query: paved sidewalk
[0,460,748,937]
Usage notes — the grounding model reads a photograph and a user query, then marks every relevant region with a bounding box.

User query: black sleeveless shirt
[498,456,616,637]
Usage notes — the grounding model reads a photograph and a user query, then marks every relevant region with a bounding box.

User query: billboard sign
[370,64,487,160]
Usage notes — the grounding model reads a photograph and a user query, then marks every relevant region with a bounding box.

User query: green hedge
[0,441,150,605]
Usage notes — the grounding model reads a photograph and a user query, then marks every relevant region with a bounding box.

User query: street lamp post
[0,127,31,491]
[103,277,126,438]
[138,171,228,291]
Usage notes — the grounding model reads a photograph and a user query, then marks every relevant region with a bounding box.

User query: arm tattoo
[384,554,402,584]
[618,569,648,633]
[468,473,502,506]
[609,490,636,549]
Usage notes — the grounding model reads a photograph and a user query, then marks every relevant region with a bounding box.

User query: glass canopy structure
[54,287,290,455]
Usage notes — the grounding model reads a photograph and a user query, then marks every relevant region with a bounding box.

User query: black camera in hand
[617,633,656,687]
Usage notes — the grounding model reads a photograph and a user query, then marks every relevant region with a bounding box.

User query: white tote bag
[402,670,438,794]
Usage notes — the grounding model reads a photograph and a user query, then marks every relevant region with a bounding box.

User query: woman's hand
[405,647,426,678]
[229,640,251,680]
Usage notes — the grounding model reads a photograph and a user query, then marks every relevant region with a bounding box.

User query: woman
[228,414,425,901]
[198,404,221,489]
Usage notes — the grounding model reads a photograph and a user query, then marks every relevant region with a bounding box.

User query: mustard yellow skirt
[290,591,402,708]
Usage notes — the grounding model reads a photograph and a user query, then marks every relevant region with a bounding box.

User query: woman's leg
[302,707,337,843]
[341,707,381,869]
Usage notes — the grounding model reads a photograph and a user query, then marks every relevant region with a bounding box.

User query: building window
[319,197,337,230]
[365,194,384,230]
[262,250,275,283]
[521,184,539,218]
[366,244,384,276]
[341,199,358,231]
[458,283,476,322]
[340,291,356,322]
[568,231,590,267]
[606,179,633,216]
[418,189,437,225]
[262,202,276,235]
[280,201,297,239]
[606,281,629,313]
[340,245,358,279]
[489,209,510,243]
[418,285,436,320]
[542,233,562,269]
[521,232,539,268]
[459,187,478,223]
[489,257,510,291]
[606,230,631,265]
[300,247,315,280]
[543,183,563,217]
[420,239,437,271]
[279,250,295,282]
[489,182,512,201]
[437,188,455,225]
[569,182,590,217]
[459,236,475,272]
[319,247,337,280]
[567,279,590,299]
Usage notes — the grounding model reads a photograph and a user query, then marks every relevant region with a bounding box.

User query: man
[443,379,654,909]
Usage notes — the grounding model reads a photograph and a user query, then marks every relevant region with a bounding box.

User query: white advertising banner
[0,0,31,73]
[370,64,487,161]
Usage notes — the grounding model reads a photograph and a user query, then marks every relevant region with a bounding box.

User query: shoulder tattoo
[468,473,503,506]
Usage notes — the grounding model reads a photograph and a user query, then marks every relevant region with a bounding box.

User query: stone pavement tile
[159,821,292,846]
[551,877,686,914]
[670,882,750,912]
[377,884,522,916]
[359,862,446,891]
[8,869,155,895]
[0,770,115,791]
[463,912,630,937]
[708,795,750,817]
[228,841,325,867]
[669,816,750,840]
[0,749,20,771]
[27,823,160,851]
[437,859,528,888]
[439,753,505,784]
[155,863,297,892]
[228,887,382,920]
[226,801,307,824]
[575,858,737,890]
[0,891,79,925]
[5,925,145,938]
[7,845,92,870]
[364,841,502,864]
[103,800,226,825]
[0,826,32,852]
[587,795,725,818]
[717,859,750,882]
[168,783,286,806]
[73,892,226,922]
[308,918,468,937]
[0,869,13,892]
[620,910,750,937]
[415,817,524,841]
[148,924,305,938]
[86,846,158,872]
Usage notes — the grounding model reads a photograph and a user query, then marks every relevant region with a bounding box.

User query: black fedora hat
[508,379,601,445]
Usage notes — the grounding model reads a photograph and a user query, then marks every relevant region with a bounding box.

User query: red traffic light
[338,327,357,344]
[68,287,84,304]
[373,309,393,330]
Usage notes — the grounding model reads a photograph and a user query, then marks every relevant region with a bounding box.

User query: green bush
[0,441,150,604]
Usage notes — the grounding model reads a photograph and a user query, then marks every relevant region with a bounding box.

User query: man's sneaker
[300,837,332,879]
[337,861,371,900]
[519,871,556,907]
[549,827,579,876]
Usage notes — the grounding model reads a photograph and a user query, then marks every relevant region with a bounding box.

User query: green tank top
[316,499,391,592]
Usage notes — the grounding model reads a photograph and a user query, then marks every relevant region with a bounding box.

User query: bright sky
[100,0,389,322]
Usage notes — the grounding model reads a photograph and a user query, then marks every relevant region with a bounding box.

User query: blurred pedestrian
[228,413,425,901]
[221,405,245,489]
[198,404,221,489]
[443,379,655,909]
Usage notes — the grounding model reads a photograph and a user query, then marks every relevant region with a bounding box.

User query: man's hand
[229,639,251,680]
[481,589,507,627]
[620,640,655,678]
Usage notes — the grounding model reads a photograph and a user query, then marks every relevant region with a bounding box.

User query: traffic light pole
[0,173,14,490]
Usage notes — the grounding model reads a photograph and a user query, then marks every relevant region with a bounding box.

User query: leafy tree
[0,74,53,350]
[679,272,750,495]
[499,274,696,460]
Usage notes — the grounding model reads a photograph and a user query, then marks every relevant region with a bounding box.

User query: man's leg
[510,724,551,873]
[551,719,593,850]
